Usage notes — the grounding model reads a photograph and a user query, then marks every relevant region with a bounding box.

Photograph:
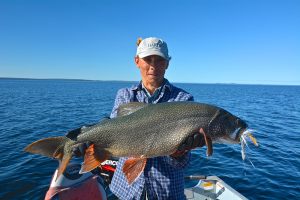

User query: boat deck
[184,176,248,200]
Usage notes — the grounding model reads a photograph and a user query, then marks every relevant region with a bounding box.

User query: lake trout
[25,101,258,184]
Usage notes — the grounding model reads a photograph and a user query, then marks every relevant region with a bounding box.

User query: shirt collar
[131,78,173,93]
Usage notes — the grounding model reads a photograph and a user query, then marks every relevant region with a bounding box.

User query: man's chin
[147,76,163,83]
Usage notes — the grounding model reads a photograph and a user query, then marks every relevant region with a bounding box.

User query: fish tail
[24,136,73,180]
[24,136,70,158]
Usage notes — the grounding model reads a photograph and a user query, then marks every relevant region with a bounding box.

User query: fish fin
[56,153,72,180]
[117,102,148,117]
[123,157,147,185]
[53,147,64,159]
[79,144,110,173]
[25,136,74,180]
[199,128,213,156]
[24,136,68,158]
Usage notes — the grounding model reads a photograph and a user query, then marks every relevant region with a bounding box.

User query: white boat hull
[185,176,248,200]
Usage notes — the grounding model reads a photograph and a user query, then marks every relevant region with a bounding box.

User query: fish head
[208,109,248,144]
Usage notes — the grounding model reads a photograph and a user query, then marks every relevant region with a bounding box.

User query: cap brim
[138,50,169,60]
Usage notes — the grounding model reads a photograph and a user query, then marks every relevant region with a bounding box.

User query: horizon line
[0,77,299,87]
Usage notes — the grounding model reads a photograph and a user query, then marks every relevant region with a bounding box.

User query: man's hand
[171,132,205,158]
[72,141,93,157]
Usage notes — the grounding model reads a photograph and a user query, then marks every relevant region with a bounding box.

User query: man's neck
[142,80,164,95]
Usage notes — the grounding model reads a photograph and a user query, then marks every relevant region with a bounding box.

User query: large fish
[25,102,258,184]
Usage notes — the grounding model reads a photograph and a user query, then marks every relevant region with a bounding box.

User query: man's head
[135,37,170,88]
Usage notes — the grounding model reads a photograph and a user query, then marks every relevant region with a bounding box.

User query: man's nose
[149,58,155,66]
[148,58,159,67]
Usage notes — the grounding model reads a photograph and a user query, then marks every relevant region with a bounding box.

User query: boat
[184,175,248,200]
[45,160,247,200]
[45,163,108,200]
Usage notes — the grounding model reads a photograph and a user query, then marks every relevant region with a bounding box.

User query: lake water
[0,78,299,199]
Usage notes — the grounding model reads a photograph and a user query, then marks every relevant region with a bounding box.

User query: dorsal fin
[117,102,148,117]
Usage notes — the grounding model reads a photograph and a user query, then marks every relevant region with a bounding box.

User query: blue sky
[0,0,299,85]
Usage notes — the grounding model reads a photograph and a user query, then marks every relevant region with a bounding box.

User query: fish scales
[76,102,218,157]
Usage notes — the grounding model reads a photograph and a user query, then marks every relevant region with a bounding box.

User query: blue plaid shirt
[109,79,194,200]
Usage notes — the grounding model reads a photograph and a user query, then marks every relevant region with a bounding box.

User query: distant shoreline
[0,77,299,86]
[0,77,132,82]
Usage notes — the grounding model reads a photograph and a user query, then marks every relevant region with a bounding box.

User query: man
[109,37,205,199]
[73,37,205,199]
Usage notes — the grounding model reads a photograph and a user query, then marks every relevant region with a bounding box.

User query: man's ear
[135,56,140,68]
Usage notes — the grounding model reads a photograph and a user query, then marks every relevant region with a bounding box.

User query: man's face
[135,55,169,85]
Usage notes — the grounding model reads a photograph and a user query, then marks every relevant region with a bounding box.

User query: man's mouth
[148,74,158,77]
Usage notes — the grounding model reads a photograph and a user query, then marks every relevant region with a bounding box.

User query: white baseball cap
[136,37,171,61]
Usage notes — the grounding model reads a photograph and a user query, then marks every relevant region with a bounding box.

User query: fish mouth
[231,127,242,141]
[230,127,246,142]
[229,118,248,142]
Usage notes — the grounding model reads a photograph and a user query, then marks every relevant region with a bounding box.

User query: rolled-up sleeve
[110,88,131,118]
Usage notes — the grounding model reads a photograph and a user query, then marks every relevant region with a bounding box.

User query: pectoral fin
[199,128,213,156]
[79,144,110,173]
[123,157,147,185]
